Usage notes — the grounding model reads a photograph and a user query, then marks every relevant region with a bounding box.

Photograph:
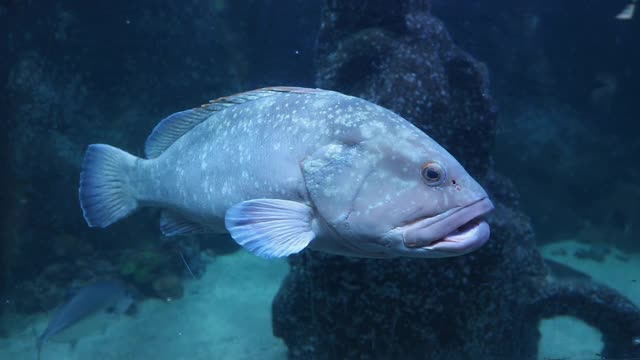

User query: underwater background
[1,0,639,359]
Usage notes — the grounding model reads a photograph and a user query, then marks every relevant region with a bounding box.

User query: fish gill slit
[344,168,375,222]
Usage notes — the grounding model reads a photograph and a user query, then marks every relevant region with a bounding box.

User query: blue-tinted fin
[144,108,213,159]
[144,87,324,158]
[224,199,316,258]
[160,211,206,236]
[79,144,139,227]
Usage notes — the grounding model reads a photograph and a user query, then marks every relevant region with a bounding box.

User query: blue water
[2,1,639,359]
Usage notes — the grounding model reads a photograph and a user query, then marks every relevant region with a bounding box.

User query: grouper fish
[79,87,494,258]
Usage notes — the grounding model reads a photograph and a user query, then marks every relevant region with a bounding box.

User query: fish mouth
[402,197,494,255]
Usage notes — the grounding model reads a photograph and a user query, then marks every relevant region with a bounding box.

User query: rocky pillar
[271,1,640,359]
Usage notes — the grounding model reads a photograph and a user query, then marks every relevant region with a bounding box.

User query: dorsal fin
[144,87,323,158]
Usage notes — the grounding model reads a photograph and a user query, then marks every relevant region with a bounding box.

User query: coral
[3,0,250,304]
[119,249,171,288]
[530,282,640,358]
[316,4,496,177]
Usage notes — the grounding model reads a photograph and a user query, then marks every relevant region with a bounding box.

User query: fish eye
[421,161,446,186]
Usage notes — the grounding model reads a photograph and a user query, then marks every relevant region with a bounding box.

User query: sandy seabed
[538,240,640,360]
[1,240,638,360]
[1,251,289,360]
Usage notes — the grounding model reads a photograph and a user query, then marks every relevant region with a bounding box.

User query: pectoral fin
[224,199,316,258]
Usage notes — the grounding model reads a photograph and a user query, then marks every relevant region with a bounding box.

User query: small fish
[79,87,494,258]
[616,0,637,20]
[37,280,133,360]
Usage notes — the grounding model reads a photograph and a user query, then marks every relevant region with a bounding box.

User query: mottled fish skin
[135,89,340,227]
[136,89,402,226]
[80,87,494,258]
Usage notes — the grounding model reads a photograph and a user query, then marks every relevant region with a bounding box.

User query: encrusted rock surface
[272,1,640,359]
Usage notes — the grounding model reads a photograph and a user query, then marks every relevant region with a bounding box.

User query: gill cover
[301,142,376,239]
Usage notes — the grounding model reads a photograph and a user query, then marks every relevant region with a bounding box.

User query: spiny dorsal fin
[144,87,323,159]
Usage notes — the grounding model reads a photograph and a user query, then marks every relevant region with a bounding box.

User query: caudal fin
[79,144,139,227]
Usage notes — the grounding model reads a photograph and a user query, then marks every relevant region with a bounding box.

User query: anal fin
[160,211,206,236]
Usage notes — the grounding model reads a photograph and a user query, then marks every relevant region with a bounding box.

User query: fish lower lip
[403,197,494,251]
[453,217,482,235]
[428,218,483,246]
[425,218,490,253]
